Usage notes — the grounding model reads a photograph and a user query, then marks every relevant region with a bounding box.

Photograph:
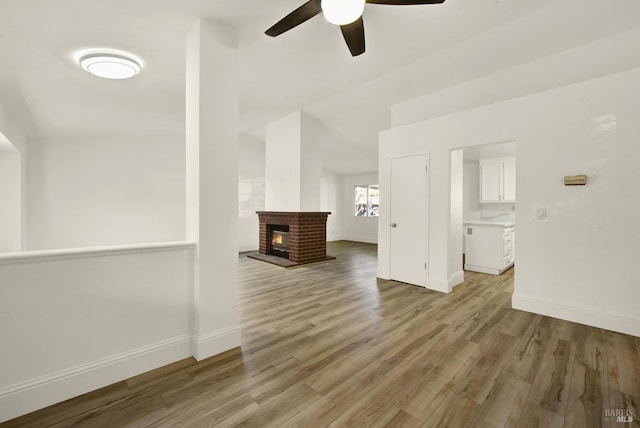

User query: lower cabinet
[464,224,515,275]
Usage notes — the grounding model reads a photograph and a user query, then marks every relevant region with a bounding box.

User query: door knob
[391,223,397,228]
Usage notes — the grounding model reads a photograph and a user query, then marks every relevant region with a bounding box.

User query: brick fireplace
[248,211,334,266]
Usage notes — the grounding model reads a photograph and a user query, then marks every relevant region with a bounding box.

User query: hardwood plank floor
[3,241,639,427]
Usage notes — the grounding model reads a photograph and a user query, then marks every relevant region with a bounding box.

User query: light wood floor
[4,241,639,427]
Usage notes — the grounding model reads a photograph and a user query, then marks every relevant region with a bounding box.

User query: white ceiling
[0,0,639,175]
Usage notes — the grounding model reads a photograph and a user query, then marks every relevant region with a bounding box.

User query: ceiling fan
[265,0,446,57]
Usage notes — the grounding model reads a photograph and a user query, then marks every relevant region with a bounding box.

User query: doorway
[457,141,517,277]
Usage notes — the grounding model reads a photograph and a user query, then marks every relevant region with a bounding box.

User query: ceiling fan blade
[366,0,445,4]
[265,0,323,37]
[340,17,365,57]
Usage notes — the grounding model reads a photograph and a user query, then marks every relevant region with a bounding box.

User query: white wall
[299,113,322,211]
[449,150,463,286]
[391,27,640,129]
[185,18,240,361]
[265,111,321,212]
[0,143,21,252]
[463,162,480,216]
[0,244,194,422]
[26,135,185,250]
[342,173,378,244]
[265,112,299,211]
[321,170,343,242]
[380,66,640,336]
[0,101,26,250]
[238,135,265,252]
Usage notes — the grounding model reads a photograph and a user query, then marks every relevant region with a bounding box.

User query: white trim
[464,262,513,275]
[448,270,465,291]
[512,293,640,337]
[425,277,450,293]
[0,335,192,423]
[192,325,242,361]
[376,272,390,280]
[341,235,378,244]
[464,265,500,275]
[0,241,196,265]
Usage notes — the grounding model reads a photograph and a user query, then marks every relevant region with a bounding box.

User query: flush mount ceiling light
[78,51,141,79]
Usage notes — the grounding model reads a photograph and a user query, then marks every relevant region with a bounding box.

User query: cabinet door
[502,159,516,202]
[480,162,501,203]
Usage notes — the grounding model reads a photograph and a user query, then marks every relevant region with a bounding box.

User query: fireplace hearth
[248,211,335,267]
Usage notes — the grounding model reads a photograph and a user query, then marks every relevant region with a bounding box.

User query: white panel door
[390,154,428,287]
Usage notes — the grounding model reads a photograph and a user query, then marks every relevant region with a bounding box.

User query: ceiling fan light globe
[321,0,365,25]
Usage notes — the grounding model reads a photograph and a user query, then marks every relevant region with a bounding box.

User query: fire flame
[272,233,284,245]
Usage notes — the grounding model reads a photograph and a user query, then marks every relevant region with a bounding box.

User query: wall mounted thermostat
[564,175,587,186]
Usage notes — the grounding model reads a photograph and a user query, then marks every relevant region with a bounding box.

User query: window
[238,177,265,218]
[354,184,379,217]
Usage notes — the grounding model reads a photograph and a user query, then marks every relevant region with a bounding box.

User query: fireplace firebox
[269,225,290,259]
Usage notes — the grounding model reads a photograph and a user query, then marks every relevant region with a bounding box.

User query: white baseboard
[448,270,465,291]
[376,270,389,280]
[192,325,242,361]
[0,335,192,423]
[512,293,640,337]
[464,262,513,275]
[425,277,450,293]
[341,235,378,244]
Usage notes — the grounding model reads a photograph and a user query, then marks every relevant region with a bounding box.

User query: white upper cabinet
[479,161,502,202]
[502,158,516,201]
[479,157,516,203]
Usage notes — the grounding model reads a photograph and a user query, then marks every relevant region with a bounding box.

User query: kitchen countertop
[464,220,516,227]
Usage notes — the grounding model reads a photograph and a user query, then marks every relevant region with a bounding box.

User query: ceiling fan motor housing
[265,0,446,56]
